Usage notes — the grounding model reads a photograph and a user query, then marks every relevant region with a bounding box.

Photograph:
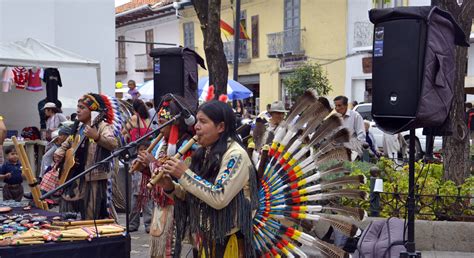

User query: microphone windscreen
[185,115,196,126]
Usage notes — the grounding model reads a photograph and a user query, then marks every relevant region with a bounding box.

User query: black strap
[29,181,39,187]
[382,240,406,257]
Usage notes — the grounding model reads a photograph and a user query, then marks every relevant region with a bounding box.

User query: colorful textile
[26,68,43,92]
[12,67,28,89]
[40,168,59,193]
[79,94,100,111]
[1,67,14,93]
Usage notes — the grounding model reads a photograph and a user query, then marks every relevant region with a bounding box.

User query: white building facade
[0,0,115,131]
[344,0,433,104]
[115,3,180,87]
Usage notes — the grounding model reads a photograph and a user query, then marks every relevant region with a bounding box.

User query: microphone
[168,93,196,126]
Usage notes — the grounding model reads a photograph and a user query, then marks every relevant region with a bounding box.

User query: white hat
[42,102,57,110]
[268,101,287,113]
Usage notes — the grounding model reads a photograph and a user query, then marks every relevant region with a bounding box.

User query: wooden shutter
[251,15,259,58]
[145,29,154,54]
[118,36,125,58]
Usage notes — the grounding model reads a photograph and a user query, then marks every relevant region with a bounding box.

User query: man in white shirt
[334,96,365,158]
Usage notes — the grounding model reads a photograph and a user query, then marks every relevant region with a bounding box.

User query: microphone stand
[40,113,182,233]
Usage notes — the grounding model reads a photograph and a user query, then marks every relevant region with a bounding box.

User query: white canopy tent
[0,38,102,92]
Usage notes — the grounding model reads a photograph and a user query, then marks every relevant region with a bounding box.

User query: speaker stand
[400,129,421,258]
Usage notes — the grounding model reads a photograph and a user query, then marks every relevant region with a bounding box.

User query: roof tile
[115,0,172,14]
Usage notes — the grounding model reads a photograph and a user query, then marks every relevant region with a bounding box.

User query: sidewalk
[10,185,474,258]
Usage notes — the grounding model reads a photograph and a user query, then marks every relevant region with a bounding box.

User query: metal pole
[115,39,178,46]
[232,0,241,81]
[400,129,421,258]
[425,134,434,161]
[123,155,131,233]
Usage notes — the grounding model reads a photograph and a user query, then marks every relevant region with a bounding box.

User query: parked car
[353,103,443,159]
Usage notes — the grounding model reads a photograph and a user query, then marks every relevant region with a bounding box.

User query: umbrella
[198,76,253,101]
[138,80,154,100]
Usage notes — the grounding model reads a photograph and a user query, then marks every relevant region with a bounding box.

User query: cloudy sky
[115,0,130,7]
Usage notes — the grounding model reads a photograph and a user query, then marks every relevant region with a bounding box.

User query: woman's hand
[137,151,155,167]
[162,157,188,179]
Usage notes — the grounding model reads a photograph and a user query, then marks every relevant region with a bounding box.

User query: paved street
[117,212,194,258]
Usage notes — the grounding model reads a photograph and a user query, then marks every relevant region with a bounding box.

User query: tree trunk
[432,0,473,184]
[192,0,228,98]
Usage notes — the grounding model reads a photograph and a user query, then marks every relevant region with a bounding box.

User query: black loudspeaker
[371,18,427,133]
[149,47,205,112]
[369,7,468,134]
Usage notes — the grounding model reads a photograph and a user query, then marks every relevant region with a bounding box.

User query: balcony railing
[353,21,373,49]
[267,28,305,58]
[223,40,250,64]
[115,57,127,75]
[135,53,153,72]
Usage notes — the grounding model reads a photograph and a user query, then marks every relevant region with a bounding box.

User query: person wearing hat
[53,93,118,220]
[43,102,67,139]
[40,126,71,178]
[24,125,72,200]
[261,100,287,144]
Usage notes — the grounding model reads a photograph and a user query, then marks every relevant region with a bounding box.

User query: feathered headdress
[249,89,368,257]
[79,93,115,124]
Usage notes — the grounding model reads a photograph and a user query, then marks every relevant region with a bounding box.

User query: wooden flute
[146,135,198,189]
[130,133,164,173]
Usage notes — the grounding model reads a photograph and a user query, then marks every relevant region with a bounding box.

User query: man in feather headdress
[54,93,118,220]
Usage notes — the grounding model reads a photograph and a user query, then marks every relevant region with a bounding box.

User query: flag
[220,19,250,40]
[220,19,234,38]
[239,23,250,40]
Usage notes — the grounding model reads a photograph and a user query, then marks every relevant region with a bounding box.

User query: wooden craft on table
[12,136,48,210]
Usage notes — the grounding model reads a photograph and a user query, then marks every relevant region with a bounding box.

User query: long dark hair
[132,99,150,120]
[190,101,241,181]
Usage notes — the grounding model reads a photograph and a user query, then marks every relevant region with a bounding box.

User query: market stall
[0,205,128,258]
[0,39,129,257]
[0,38,102,176]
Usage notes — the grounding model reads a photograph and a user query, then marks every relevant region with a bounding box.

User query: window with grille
[183,22,194,50]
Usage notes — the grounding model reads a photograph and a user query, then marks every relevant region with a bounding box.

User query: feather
[313,238,348,258]
[253,117,267,150]
[323,204,367,221]
[284,89,318,127]
[316,148,351,166]
[251,89,368,257]
[300,105,331,140]
[257,145,270,181]
[309,114,342,146]
[316,189,368,201]
[315,128,350,151]
[205,85,215,101]
[319,216,358,237]
[319,161,350,177]
[289,101,327,136]
[320,175,366,189]
[218,94,228,103]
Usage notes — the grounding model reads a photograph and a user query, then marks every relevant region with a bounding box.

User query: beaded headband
[79,94,100,111]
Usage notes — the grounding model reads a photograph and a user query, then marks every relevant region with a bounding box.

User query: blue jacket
[0,161,23,185]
